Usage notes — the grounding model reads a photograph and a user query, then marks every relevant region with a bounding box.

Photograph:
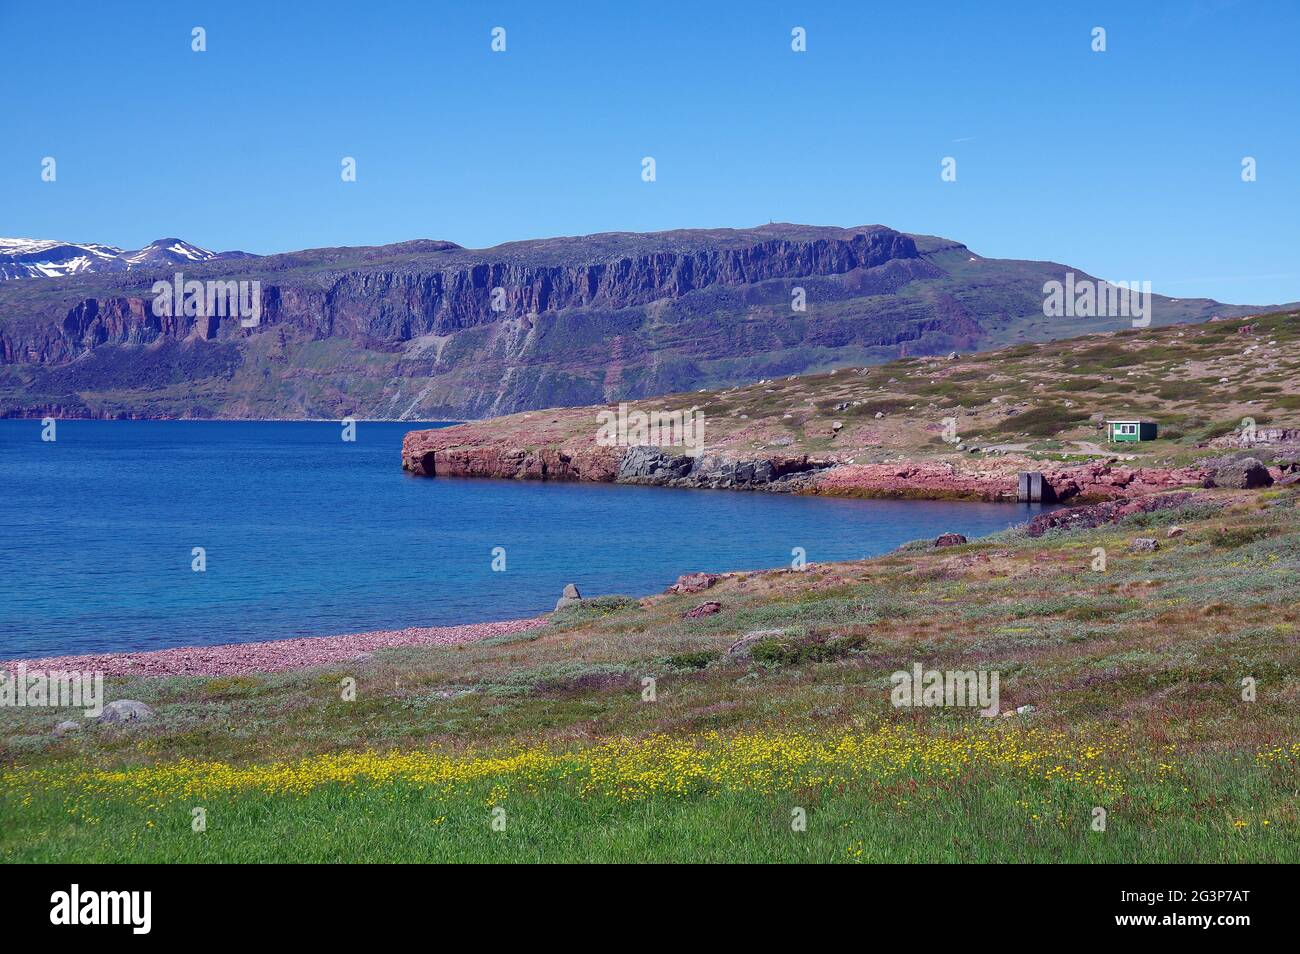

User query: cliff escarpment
[0,224,1267,419]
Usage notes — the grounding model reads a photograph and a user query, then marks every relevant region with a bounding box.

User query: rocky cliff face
[3,227,919,358]
[0,224,1262,420]
[403,441,624,482]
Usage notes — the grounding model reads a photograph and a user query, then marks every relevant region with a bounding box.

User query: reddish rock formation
[808,462,1017,500]
[683,601,722,619]
[402,428,622,481]
[405,422,1235,505]
[402,403,1282,508]
[1039,462,1210,501]
[666,572,722,595]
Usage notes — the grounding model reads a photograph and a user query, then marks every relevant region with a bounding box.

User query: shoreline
[400,428,1239,504]
[1,617,546,679]
[0,490,1180,679]
[0,496,1041,677]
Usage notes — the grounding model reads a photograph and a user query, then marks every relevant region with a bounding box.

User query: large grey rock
[617,446,695,481]
[725,630,784,661]
[554,583,582,611]
[1208,456,1273,489]
[616,446,827,491]
[98,700,155,724]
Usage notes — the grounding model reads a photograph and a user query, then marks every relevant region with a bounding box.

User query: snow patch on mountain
[0,237,256,280]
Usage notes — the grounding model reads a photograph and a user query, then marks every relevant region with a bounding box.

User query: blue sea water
[0,420,1053,658]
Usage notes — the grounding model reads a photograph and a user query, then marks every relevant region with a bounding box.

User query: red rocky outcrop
[809,462,1017,500]
[682,601,722,619]
[1039,462,1209,501]
[666,572,722,595]
[402,428,622,481]
[404,424,1237,505]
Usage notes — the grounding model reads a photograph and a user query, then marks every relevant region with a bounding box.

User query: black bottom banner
[2,864,1286,941]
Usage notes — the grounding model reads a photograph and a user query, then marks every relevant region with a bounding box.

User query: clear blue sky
[2,0,1296,304]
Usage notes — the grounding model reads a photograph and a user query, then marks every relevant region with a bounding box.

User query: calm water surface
[0,420,1054,658]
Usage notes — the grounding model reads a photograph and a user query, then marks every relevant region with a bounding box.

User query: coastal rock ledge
[402,430,831,492]
[402,426,1269,503]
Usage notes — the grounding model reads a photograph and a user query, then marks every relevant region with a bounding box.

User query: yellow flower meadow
[1255,741,1300,766]
[2,723,1143,810]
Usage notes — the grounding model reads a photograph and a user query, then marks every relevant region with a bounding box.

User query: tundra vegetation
[2,483,1298,862]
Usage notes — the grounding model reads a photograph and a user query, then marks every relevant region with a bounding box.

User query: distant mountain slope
[0,237,256,281]
[0,239,126,280]
[0,224,1287,420]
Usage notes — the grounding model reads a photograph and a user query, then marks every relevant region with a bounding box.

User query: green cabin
[1106,420,1158,442]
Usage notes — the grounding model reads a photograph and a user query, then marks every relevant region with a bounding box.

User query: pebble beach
[2,617,547,678]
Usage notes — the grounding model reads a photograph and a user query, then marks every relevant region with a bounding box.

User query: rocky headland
[403,420,1285,503]
[403,309,1299,503]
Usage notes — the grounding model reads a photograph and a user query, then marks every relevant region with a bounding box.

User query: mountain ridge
[0,223,1288,420]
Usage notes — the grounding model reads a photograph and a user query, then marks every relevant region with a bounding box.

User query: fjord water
[1,420,1052,659]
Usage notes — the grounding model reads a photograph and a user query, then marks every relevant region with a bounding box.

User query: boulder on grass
[554,583,582,611]
[1128,538,1160,553]
[725,630,784,661]
[934,532,968,548]
[682,601,722,620]
[98,700,155,724]
[666,572,720,595]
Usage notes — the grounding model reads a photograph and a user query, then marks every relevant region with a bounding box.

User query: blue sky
[2,0,1296,304]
